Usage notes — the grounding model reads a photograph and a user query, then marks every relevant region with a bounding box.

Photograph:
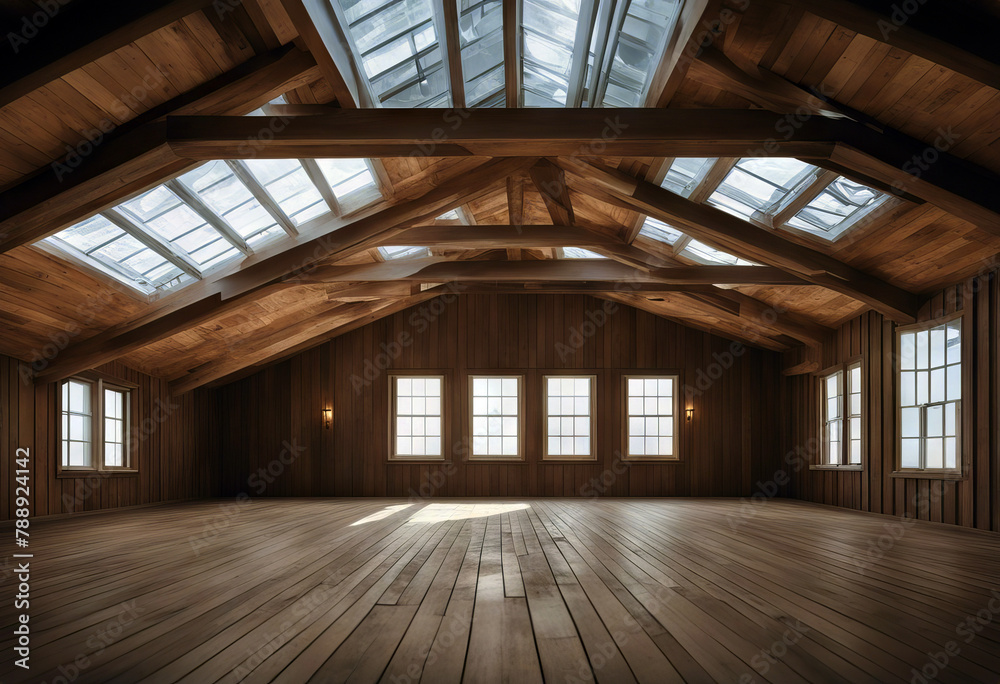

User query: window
[898,317,962,474]
[819,361,862,467]
[543,375,595,460]
[470,376,522,459]
[785,176,888,241]
[59,377,134,472]
[623,376,678,460]
[707,157,820,221]
[637,216,684,245]
[560,247,606,259]
[390,375,444,460]
[458,0,505,106]
[379,245,432,260]
[659,157,714,197]
[680,239,760,266]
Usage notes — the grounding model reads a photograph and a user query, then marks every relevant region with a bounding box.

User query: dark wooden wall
[0,355,218,521]
[780,272,999,532]
[216,294,783,498]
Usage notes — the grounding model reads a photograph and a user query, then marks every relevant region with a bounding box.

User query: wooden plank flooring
[2,498,1000,683]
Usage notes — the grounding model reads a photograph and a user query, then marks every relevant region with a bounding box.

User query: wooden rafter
[529,159,575,226]
[558,156,920,323]
[33,158,529,383]
[0,0,216,108]
[505,176,525,260]
[502,0,520,106]
[0,46,320,253]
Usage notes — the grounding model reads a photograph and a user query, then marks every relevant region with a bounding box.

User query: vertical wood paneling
[0,355,216,521]
[782,273,999,532]
[215,294,783,498]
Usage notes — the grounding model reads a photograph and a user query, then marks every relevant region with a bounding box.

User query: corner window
[543,375,595,460]
[469,376,522,460]
[390,375,444,460]
[59,377,134,472]
[819,361,862,467]
[898,317,962,474]
[623,376,679,460]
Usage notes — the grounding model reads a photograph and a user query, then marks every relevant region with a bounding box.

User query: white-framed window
[543,375,595,460]
[59,376,134,472]
[623,375,679,460]
[390,374,444,460]
[469,375,522,460]
[898,316,962,474]
[819,361,863,467]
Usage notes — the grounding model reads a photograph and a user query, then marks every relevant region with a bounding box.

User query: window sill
[621,458,684,464]
[541,459,599,463]
[387,460,450,465]
[57,470,139,478]
[809,465,864,471]
[467,459,527,464]
[890,470,966,481]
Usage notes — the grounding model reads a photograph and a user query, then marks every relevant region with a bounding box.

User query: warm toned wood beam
[506,175,525,259]
[281,0,367,107]
[646,0,717,107]
[34,159,522,383]
[223,157,534,298]
[529,159,575,226]
[783,344,823,376]
[190,293,442,392]
[165,108,841,158]
[502,0,520,106]
[299,258,806,285]
[690,46,847,118]
[0,0,214,108]
[780,0,1000,91]
[409,282,723,295]
[559,157,920,323]
[389,225,611,249]
[440,0,466,108]
[0,46,320,253]
[327,282,424,301]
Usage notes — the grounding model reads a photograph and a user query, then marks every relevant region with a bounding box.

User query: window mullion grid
[688,157,738,204]
[226,160,299,237]
[772,168,840,228]
[165,180,252,256]
[589,0,630,106]
[299,159,344,217]
[565,0,601,108]
[101,208,203,280]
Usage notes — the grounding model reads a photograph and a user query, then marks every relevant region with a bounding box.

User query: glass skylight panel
[681,239,759,266]
[522,0,580,106]
[48,215,187,293]
[459,0,505,106]
[118,186,241,270]
[178,162,280,243]
[338,0,451,107]
[786,176,887,240]
[315,159,379,204]
[638,217,683,244]
[660,158,714,197]
[562,247,606,258]
[708,158,819,221]
[242,159,331,226]
[380,245,431,259]
[600,0,680,107]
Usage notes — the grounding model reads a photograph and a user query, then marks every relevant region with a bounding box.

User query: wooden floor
[2,499,1000,683]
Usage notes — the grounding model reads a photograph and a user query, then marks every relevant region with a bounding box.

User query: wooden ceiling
[1,0,998,392]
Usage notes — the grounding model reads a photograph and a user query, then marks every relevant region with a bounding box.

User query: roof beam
[280,0,369,107]
[440,0,466,108]
[0,46,320,253]
[779,0,1000,91]
[297,258,806,285]
[646,0,717,107]
[502,0,520,106]
[529,159,575,225]
[558,156,920,323]
[390,225,610,249]
[0,0,214,108]
[33,158,525,383]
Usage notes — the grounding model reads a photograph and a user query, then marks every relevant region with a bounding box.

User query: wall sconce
[322,408,332,430]
[686,407,694,422]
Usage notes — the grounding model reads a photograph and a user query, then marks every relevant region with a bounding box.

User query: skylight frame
[781,175,893,242]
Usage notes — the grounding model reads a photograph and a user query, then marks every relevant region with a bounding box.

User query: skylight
[681,240,759,267]
[337,0,452,107]
[786,176,888,240]
[638,217,683,245]
[380,245,432,260]
[42,158,384,296]
[660,157,713,197]
[707,158,820,221]
[459,0,505,106]
[598,0,682,107]
[561,247,606,258]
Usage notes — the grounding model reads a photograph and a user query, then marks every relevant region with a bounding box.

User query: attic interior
[1,0,1000,681]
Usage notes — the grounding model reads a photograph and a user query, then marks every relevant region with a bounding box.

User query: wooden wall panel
[0,355,217,521]
[781,272,999,532]
[215,294,783,498]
